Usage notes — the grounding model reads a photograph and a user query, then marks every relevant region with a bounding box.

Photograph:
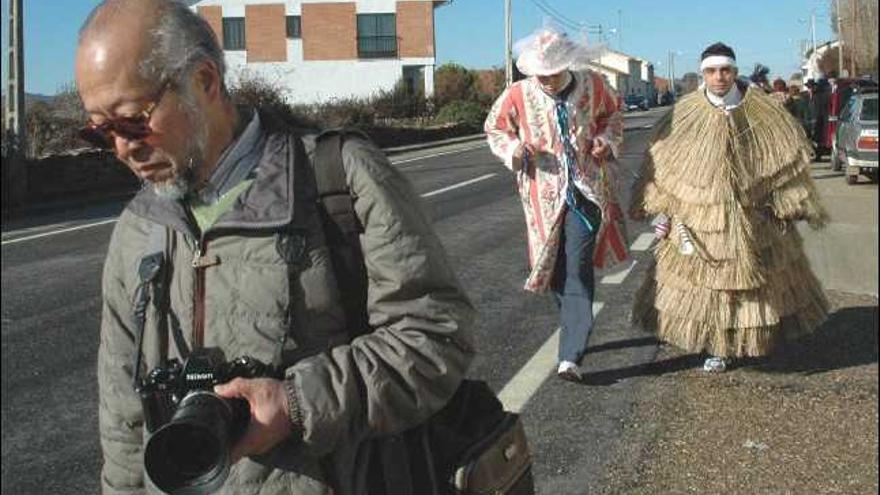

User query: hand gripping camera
[137,348,277,495]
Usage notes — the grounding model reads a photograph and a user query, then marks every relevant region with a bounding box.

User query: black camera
[137,348,277,495]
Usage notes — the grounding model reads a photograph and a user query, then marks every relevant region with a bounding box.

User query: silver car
[831,91,878,184]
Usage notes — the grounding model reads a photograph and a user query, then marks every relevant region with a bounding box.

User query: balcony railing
[358,36,398,59]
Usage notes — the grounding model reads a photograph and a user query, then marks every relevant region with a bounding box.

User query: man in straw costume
[630,42,829,372]
[485,27,627,382]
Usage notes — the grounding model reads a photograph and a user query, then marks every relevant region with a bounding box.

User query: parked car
[831,91,878,184]
[817,78,878,159]
[623,94,649,112]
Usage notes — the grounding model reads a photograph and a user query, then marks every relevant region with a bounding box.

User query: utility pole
[617,9,622,51]
[587,24,603,44]
[810,8,817,62]
[6,0,26,154]
[504,0,513,87]
[835,0,845,76]
[4,0,27,209]
[849,0,861,79]
[849,0,856,77]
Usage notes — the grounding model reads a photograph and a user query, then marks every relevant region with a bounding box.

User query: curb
[3,117,663,220]
[383,133,487,156]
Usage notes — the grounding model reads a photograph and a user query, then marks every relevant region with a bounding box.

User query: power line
[532,0,581,28]
[527,0,583,32]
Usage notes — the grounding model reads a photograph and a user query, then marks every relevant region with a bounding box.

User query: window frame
[286,15,301,40]
[222,17,246,51]
[859,97,878,122]
[356,13,397,59]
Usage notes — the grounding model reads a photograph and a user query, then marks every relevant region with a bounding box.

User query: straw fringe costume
[631,82,830,358]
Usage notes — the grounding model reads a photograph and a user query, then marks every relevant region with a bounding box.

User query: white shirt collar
[705,84,743,111]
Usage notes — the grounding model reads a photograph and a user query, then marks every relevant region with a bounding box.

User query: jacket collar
[126,108,306,237]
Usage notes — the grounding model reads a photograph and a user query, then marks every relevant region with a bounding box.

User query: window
[861,97,878,122]
[357,14,396,59]
[286,15,301,39]
[222,17,245,50]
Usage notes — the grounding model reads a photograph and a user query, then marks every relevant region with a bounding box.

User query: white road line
[498,302,604,413]
[3,171,498,245]
[600,259,638,285]
[420,173,497,198]
[630,232,656,251]
[3,146,491,245]
[392,143,487,165]
[1,219,119,245]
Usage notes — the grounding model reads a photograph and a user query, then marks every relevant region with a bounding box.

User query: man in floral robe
[485,27,626,382]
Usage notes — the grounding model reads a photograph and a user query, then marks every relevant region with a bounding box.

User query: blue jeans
[552,199,601,364]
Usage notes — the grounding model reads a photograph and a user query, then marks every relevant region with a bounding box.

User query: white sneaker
[557,361,583,382]
[703,356,727,373]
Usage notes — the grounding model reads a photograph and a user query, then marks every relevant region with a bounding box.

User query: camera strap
[132,222,194,390]
[132,222,168,390]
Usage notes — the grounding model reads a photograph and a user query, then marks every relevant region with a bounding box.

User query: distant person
[785,84,813,133]
[811,78,832,152]
[75,0,475,493]
[630,42,829,373]
[772,78,790,105]
[484,26,627,383]
[749,63,773,93]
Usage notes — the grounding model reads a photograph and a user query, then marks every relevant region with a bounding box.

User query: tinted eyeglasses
[78,81,172,150]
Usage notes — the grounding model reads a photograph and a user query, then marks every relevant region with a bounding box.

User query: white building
[187,0,448,104]
[589,49,655,103]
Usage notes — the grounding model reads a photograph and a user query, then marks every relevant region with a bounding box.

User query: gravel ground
[598,290,878,494]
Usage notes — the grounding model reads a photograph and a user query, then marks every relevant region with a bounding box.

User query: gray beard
[152,162,195,200]
[152,100,209,201]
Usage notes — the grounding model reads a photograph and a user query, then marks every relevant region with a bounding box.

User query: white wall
[193,0,397,9]
[597,52,630,76]
[587,64,623,93]
[191,0,438,104]
[226,57,435,103]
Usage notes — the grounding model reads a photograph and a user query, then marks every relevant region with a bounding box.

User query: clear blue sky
[2,0,835,96]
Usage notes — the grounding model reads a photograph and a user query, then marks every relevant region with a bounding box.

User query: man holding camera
[77,1,474,493]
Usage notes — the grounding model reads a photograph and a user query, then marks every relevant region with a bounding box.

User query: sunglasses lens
[113,118,151,140]
[78,126,113,149]
[79,117,153,149]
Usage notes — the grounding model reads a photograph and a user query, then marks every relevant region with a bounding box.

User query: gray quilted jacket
[97,112,475,494]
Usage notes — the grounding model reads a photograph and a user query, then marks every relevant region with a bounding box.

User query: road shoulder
[597,289,879,494]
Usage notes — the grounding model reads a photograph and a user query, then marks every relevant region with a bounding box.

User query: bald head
[76,1,162,97]
[77,0,227,97]
[79,0,162,42]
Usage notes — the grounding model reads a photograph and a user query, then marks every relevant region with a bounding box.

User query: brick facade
[196,5,222,46]
[302,3,357,61]
[397,1,434,58]
[245,4,287,62]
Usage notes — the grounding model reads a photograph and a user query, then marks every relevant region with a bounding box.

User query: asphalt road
[1,107,668,494]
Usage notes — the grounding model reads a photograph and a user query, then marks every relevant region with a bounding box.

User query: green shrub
[435,101,486,130]
[26,84,87,157]
[434,63,477,109]
[372,79,430,120]
[229,75,320,129]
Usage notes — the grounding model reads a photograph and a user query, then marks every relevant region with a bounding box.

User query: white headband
[700,55,736,71]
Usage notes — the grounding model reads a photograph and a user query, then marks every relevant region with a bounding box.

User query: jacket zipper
[191,237,220,347]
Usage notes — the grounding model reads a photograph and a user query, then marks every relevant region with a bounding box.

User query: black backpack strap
[311,129,371,337]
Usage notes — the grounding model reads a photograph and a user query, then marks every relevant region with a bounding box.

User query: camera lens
[144,392,249,495]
